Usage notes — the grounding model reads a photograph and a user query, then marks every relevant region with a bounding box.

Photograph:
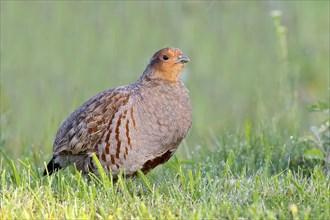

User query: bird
[43,47,192,178]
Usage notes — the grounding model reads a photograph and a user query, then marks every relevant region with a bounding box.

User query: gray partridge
[44,47,192,177]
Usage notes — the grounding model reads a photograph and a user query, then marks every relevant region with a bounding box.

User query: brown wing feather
[52,89,131,156]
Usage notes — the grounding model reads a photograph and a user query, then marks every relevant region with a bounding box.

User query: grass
[0,1,329,219]
[1,134,329,219]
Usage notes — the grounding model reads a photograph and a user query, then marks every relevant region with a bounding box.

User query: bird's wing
[52,88,132,155]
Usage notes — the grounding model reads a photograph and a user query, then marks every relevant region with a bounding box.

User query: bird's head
[144,47,190,83]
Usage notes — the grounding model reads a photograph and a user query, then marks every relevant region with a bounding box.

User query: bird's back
[50,85,136,173]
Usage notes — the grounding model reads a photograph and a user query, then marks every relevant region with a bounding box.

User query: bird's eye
[162,55,169,60]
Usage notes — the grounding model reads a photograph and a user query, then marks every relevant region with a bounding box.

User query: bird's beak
[177,55,190,64]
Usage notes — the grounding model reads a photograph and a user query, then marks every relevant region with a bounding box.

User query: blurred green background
[1,1,328,159]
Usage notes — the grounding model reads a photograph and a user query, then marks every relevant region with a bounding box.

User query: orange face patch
[148,47,189,83]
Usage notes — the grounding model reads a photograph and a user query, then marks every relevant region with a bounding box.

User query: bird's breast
[134,82,192,148]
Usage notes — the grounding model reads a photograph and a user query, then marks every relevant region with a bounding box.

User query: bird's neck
[138,66,180,84]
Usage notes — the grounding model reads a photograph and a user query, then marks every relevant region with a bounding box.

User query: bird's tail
[43,157,61,176]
